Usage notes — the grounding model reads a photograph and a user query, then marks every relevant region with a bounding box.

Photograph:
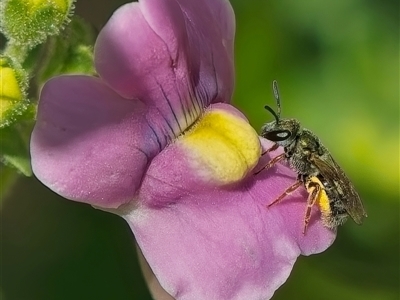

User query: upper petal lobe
[95,0,235,136]
[31,75,161,208]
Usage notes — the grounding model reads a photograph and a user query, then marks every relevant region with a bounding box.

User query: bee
[256,80,367,233]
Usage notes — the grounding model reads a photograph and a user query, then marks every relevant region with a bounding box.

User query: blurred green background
[1,0,398,299]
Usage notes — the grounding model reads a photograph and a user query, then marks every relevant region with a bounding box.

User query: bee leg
[267,180,302,207]
[261,143,279,156]
[302,182,321,234]
[254,152,286,175]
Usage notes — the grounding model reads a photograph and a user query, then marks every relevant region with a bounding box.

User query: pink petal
[95,0,235,136]
[140,0,235,103]
[31,75,162,208]
[121,137,336,299]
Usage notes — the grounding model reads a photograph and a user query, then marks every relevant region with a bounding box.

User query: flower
[30,0,336,299]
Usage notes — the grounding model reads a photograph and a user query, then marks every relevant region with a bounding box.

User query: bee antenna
[272,80,281,118]
[264,105,280,123]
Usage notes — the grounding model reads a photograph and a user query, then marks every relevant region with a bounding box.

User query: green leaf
[0,125,32,176]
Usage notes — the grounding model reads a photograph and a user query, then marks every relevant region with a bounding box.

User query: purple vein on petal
[173,79,189,129]
[146,121,163,152]
[145,107,175,148]
[191,51,219,109]
[154,80,183,133]
[188,80,202,118]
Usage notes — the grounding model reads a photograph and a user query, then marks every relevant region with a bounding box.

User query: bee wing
[309,153,367,224]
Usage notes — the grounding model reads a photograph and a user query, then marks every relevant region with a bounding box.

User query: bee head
[260,80,301,147]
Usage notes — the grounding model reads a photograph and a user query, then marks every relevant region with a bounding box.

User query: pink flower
[30,0,336,299]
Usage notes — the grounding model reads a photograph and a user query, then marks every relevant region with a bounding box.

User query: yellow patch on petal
[178,108,261,185]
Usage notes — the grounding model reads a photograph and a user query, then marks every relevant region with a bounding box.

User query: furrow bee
[256,80,367,233]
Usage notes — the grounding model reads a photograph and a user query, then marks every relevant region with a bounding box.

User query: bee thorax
[288,153,319,175]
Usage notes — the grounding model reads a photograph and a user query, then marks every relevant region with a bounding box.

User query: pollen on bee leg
[303,180,322,234]
[303,176,332,233]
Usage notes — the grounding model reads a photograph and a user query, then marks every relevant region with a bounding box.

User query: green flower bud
[0,57,29,128]
[1,0,75,49]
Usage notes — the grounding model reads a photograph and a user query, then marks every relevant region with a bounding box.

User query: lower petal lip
[125,140,336,299]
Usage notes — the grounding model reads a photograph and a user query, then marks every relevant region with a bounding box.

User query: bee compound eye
[266,130,292,141]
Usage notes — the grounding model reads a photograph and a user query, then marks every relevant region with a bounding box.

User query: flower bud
[1,0,75,49]
[0,57,28,127]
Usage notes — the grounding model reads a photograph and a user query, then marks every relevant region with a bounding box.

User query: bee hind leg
[302,182,321,234]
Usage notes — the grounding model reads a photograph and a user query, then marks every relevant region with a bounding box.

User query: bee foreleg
[261,143,279,156]
[303,182,321,234]
[254,152,286,175]
[267,180,302,208]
